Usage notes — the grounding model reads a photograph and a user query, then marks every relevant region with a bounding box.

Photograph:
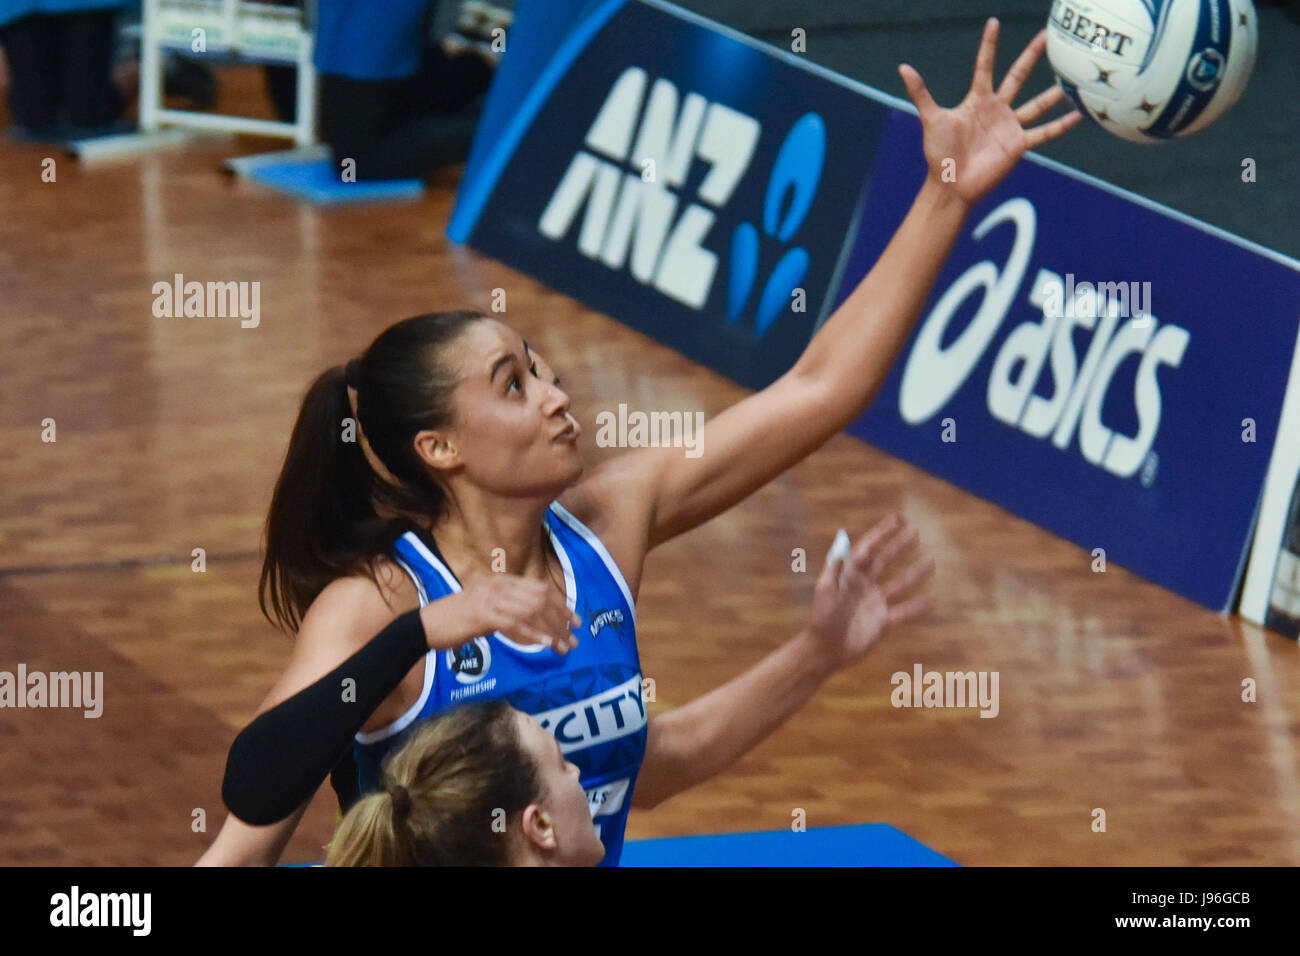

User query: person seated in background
[265,0,510,181]
[325,700,605,867]
[0,0,128,140]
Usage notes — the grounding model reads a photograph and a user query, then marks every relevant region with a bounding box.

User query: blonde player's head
[325,700,604,867]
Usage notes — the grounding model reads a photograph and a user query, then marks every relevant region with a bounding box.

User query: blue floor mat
[246,160,424,205]
[619,823,957,866]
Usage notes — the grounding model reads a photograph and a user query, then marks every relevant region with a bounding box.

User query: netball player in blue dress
[198,21,1078,866]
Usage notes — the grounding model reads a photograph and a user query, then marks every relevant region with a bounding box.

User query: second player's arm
[197,569,580,865]
[196,573,425,865]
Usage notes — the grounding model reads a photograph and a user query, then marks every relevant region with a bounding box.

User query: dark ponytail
[259,310,487,632]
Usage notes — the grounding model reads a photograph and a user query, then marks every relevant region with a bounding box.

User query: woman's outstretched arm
[594,21,1079,552]
[633,513,935,809]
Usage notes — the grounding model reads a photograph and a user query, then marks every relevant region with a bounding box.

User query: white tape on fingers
[826,528,851,587]
[826,528,851,566]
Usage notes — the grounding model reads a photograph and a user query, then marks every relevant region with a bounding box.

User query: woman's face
[430,319,583,497]
[515,711,605,866]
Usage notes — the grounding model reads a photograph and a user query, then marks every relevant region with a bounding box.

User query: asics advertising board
[448,0,887,389]
[835,111,1300,611]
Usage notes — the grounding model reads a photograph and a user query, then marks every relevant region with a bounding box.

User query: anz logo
[898,198,1189,482]
[538,66,825,338]
[446,636,492,684]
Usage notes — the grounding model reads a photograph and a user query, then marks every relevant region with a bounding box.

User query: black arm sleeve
[221,608,430,826]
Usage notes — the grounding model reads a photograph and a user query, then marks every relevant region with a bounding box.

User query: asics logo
[898,198,1190,480]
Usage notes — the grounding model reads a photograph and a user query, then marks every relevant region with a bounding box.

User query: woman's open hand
[807,514,935,670]
[427,574,581,655]
[899,19,1081,207]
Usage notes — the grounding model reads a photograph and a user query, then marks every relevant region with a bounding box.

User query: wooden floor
[1,69,1298,867]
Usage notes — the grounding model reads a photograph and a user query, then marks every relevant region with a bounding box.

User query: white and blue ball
[1045,0,1258,143]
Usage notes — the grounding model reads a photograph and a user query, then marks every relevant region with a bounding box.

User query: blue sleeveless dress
[352,501,645,866]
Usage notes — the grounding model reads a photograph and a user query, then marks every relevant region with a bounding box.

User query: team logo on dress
[446,637,492,684]
[588,608,625,640]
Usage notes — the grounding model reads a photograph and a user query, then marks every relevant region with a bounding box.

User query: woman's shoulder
[256,557,426,719]
[557,459,649,602]
[301,557,422,641]
[559,454,648,535]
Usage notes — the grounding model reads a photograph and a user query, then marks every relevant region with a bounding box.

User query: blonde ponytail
[325,790,412,866]
[325,700,542,867]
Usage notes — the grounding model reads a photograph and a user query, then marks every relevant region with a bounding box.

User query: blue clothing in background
[0,0,124,30]
[314,0,431,80]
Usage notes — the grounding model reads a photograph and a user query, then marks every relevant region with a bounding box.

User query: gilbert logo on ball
[1045,0,1258,142]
